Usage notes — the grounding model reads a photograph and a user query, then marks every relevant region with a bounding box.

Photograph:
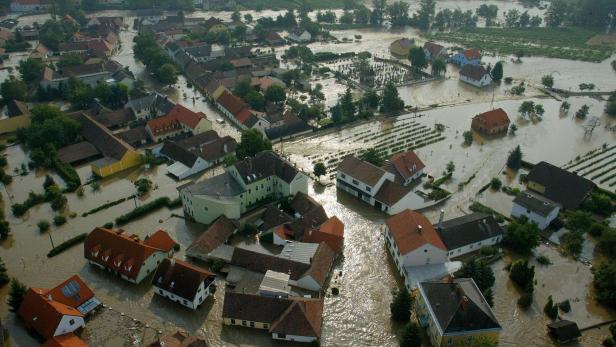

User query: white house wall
[511,203,559,230]
[53,315,85,336]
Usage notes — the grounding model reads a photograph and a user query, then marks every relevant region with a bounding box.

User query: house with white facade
[512,191,560,230]
[18,275,99,345]
[180,151,308,225]
[435,211,504,258]
[287,28,312,43]
[336,155,395,207]
[125,92,176,120]
[423,42,448,61]
[384,150,426,185]
[450,49,481,67]
[152,258,216,309]
[145,104,212,142]
[84,227,176,284]
[222,291,323,343]
[459,64,492,88]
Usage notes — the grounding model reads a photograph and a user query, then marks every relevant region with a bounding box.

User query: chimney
[47,294,53,301]
[461,296,470,311]
[438,209,445,229]
[417,225,422,233]
[170,258,175,267]
[223,143,228,153]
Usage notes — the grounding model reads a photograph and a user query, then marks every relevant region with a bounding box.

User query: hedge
[115,196,180,225]
[82,195,134,217]
[53,157,81,192]
[47,233,87,257]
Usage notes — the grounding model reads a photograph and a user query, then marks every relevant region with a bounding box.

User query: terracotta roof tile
[186,216,238,258]
[472,108,510,131]
[385,209,446,254]
[389,150,425,182]
[42,333,89,347]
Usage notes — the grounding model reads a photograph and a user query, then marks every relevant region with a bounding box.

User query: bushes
[37,219,50,232]
[509,259,535,308]
[505,219,540,254]
[260,232,273,244]
[52,157,81,191]
[82,196,133,217]
[7,278,27,312]
[115,197,176,225]
[390,287,413,323]
[560,231,584,256]
[594,262,616,308]
[53,215,67,226]
[490,177,502,190]
[209,259,225,272]
[536,255,551,265]
[544,295,558,319]
[47,233,87,257]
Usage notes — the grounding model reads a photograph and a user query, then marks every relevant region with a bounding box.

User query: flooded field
[0,3,615,347]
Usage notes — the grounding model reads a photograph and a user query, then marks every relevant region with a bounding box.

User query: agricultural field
[563,144,616,190]
[430,27,615,62]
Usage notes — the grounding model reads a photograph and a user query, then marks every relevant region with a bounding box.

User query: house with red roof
[146,103,212,142]
[385,150,425,186]
[303,216,345,254]
[18,275,99,344]
[42,333,89,347]
[450,49,482,67]
[215,90,270,133]
[384,209,448,287]
[471,108,510,135]
[84,227,177,284]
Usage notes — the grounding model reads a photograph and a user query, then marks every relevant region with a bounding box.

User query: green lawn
[236,0,346,10]
[430,27,614,62]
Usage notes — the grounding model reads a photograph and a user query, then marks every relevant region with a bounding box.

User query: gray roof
[160,141,199,168]
[233,151,300,185]
[527,161,595,209]
[419,278,501,334]
[337,156,388,187]
[182,171,244,197]
[436,213,503,251]
[184,44,212,58]
[513,191,559,217]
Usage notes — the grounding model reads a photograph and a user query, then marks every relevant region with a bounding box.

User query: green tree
[505,219,539,254]
[155,64,177,85]
[546,0,570,27]
[0,257,9,286]
[244,14,253,23]
[575,104,590,119]
[57,52,83,67]
[457,258,495,305]
[18,58,44,84]
[431,58,446,76]
[7,277,27,312]
[361,89,380,109]
[541,75,554,89]
[361,148,383,166]
[354,5,371,24]
[463,131,473,145]
[408,46,428,72]
[544,295,559,319]
[231,9,241,22]
[416,0,436,30]
[233,78,252,98]
[340,11,354,24]
[264,85,286,104]
[370,0,387,26]
[390,286,412,322]
[235,129,272,159]
[0,76,27,103]
[476,4,498,26]
[446,161,455,174]
[245,90,266,111]
[507,145,523,170]
[594,262,616,308]
[313,162,326,180]
[598,228,616,258]
[490,177,502,190]
[490,62,503,81]
[379,82,404,113]
[509,259,535,292]
[400,322,421,347]
[340,88,356,121]
[566,210,592,232]
[387,1,410,27]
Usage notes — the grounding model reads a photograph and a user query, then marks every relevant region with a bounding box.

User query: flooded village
[0,0,615,346]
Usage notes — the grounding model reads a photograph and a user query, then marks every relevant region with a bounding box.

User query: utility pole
[49,232,55,249]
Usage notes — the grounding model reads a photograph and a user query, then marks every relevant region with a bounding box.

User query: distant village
[0,0,614,347]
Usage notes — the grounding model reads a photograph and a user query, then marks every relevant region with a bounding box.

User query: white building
[336,155,395,207]
[435,211,504,258]
[459,64,492,88]
[287,29,312,43]
[152,258,216,310]
[512,191,560,230]
[384,209,449,278]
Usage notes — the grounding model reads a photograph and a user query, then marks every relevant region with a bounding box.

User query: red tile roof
[303,216,344,253]
[390,150,425,182]
[216,90,247,116]
[44,275,96,311]
[18,288,84,339]
[385,209,446,254]
[186,216,238,258]
[235,108,255,124]
[42,333,89,347]
[472,108,510,131]
[147,104,208,136]
[462,49,481,60]
[84,228,175,280]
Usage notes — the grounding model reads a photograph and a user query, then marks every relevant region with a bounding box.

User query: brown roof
[423,41,446,57]
[216,90,247,116]
[116,126,149,146]
[176,130,219,150]
[222,291,323,338]
[303,216,344,253]
[56,141,101,164]
[472,108,510,131]
[385,209,447,254]
[302,243,335,286]
[337,155,388,186]
[152,258,215,301]
[186,216,238,257]
[92,108,135,128]
[460,64,490,81]
[462,49,481,60]
[84,228,175,280]
[18,288,84,339]
[72,112,134,161]
[231,247,309,281]
[389,150,425,182]
[42,333,88,347]
[197,135,237,162]
[374,180,413,206]
[146,330,207,347]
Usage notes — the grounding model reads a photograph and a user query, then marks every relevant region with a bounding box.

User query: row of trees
[329,82,404,125]
[504,9,543,28]
[545,0,616,28]
[133,33,178,85]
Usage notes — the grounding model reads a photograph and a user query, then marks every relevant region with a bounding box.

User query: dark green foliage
[387,1,410,27]
[134,178,152,196]
[400,322,421,347]
[103,222,114,229]
[57,53,84,67]
[517,292,533,309]
[264,85,286,103]
[1,76,27,104]
[7,278,27,312]
[361,148,383,166]
[115,197,177,225]
[0,257,9,286]
[313,162,326,178]
[209,259,225,272]
[582,193,614,216]
[544,295,558,319]
[133,33,177,85]
[536,255,551,265]
[408,46,427,71]
[490,177,502,190]
[509,259,535,294]
[18,58,44,84]
[560,231,584,256]
[331,287,339,295]
[505,219,539,254]
[38,219,50,232]
[39,20,78,51]
[598,228,616,259]
[605,337,616,347]
[379,82,404,113]
[390,286,412,322]
[566,210,592,231]
[53,215,67,226]
[47,233,87,257]
[235,129,272,159]
[507,145,523,170]
[456,258,495,306]
[244,90,266,111]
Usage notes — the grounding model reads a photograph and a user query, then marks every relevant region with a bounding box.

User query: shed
[547,320,581,344]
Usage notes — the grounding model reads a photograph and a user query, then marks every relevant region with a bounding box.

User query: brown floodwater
[1,5,616,346]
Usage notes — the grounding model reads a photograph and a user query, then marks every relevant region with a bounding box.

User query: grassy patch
[430,27,614,62]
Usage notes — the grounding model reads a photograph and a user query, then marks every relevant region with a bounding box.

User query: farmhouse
[390,38,415,58]
[512,191,561,230]
[471,108,510,135]
[450,49,481,67]
[459,64,492,88]
[435,212,504,258]
[526,161,596,210]
[145,104,212,142]
[152,258,216,309]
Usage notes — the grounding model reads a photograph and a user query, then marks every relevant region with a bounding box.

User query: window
[366,186,371,192]
[69,319,75,325]
[250,321,255,327]
[278,334,286,339]
[263,324,269,329]
[242,320,247,326]
[352,179,359,185]
[341,173,346,178]
[231,319,236,325]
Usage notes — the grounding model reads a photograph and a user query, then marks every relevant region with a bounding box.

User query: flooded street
[0,4,615,346]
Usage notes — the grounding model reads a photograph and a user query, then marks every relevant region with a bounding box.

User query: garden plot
[563,144,616,190]
[286,117,446,180]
